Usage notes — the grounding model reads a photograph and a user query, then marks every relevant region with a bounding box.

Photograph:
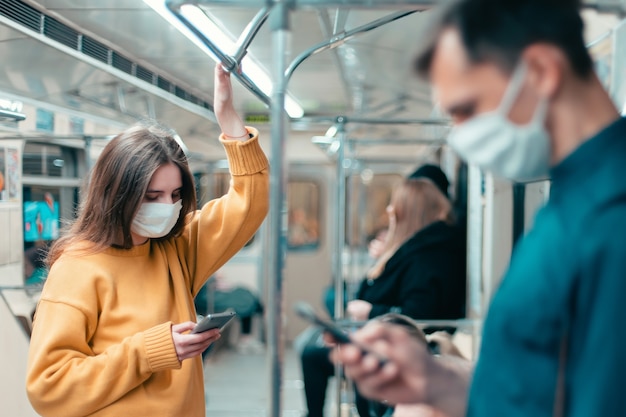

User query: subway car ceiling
[0,0,621,163]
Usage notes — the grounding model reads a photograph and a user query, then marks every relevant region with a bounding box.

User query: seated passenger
[300,178,466,417]
[23,246,48,287]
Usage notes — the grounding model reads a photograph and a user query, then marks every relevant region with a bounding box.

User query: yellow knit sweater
[26,130,269,417]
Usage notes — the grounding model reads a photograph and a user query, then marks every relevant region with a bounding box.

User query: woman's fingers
[172,322,221,361]
[172,321,196,333]
[214,64,233,110]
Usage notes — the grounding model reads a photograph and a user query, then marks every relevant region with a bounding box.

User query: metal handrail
[284,10,418,83]
[0,109,26,121]
[166,1,272,107]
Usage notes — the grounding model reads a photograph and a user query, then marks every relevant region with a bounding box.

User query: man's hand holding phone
[293,301,388,366]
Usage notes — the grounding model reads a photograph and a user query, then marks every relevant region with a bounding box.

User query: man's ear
[522,43,566,100]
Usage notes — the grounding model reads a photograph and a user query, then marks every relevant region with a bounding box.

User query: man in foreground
[333,1,626,416]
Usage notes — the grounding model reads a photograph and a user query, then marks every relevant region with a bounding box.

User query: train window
[288,181,320,251]
[346,173,403,247]
[23,143,69,177]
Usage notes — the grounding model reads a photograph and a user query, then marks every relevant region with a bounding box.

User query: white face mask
[131,200,182,238]
[446,63,551,182]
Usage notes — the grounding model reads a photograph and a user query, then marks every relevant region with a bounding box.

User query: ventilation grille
[0,0,212,112]
[81,35,109,64]
[44,16,79,49]
[0,0,40,32]
[157,76,172,93]
[112,52,133,75]
[136,65,154,84]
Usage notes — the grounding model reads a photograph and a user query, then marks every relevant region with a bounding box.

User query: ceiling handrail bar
[180,0,626,13]
[284,10,417,83]
[232,7,271,64]
[165,0,272,107]
[191,0,438,9]
[167,2,426,121]
[313,136,446,146]
[348,137,446,145]
[300,115,449,126]
[0,109,26,122]
[315,9,353,103]
[0,135,110,141]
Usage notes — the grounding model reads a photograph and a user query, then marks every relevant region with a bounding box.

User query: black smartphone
[294,301,352,344]
[192,311,237,334]
[293,301,388,365]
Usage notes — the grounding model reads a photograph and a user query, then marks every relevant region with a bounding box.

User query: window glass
[23,143,76,178]
[288,181,320,251]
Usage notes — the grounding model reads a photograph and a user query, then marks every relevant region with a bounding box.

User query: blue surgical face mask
[446,63,551,182]
[131,200,182,238]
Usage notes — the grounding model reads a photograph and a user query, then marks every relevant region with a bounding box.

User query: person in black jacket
[300,178,466,417]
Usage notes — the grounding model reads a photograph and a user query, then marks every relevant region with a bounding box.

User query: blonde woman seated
[301,178,467,417]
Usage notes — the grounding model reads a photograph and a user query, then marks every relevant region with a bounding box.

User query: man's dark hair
[415,0,593,79]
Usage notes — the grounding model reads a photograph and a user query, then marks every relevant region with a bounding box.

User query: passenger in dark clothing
[408,164,450,197]
[301,178,466,417]
[356,220,466,321]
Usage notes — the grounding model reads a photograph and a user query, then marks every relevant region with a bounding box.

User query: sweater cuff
[219,126,269,176]
[143,322,181,372]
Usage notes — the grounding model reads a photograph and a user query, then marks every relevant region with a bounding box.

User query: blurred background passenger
[23,246,48,287]
[367,163,464,260]
[301,178,466,417]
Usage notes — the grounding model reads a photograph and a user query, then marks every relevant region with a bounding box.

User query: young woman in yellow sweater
[25,64,269,417]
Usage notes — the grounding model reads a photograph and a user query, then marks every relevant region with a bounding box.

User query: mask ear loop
[498,61,529,119]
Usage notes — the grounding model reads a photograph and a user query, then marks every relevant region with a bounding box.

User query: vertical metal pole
[83,136,93,172]
[266,2,290,417]
[333,117,347,414]
[512,183,526,248]
[356,167,369,285]
[333,117,347,320]
[466,165,483,360]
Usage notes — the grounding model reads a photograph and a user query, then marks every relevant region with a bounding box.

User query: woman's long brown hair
[367,178,453,279]
[46,121,197,266]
